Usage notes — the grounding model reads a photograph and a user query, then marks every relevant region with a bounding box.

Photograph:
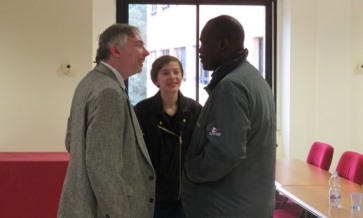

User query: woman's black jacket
[134,91,202,204]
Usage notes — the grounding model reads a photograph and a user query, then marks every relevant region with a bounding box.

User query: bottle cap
[333,170,338,176]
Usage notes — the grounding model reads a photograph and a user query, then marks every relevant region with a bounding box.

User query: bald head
[199,15,246,70]
[205,15,245,50]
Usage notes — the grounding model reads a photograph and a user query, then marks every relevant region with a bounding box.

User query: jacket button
[149,175,154,180]
[149,198,154,203]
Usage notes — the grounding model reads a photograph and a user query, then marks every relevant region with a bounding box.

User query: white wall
[351,0,363,157]
[278,0,363,169]
[1,0,363,168]
[278,0,318,159]
[0,0,114,151]
[92,0,116,61]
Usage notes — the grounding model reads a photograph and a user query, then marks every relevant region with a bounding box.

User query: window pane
[128,4,196,105]
[128,4,265,106]
[128,4,148,105]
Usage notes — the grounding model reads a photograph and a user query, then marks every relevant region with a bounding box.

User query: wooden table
[276,159,332,186]
[276,159,363,218]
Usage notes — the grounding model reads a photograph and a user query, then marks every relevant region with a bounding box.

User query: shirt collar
[100,61,126,90]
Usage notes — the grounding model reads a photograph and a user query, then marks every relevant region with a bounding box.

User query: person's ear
[219,38,229,51]
[110,45,121,57]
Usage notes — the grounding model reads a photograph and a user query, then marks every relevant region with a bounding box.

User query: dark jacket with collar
[182,56,276,218]
[134,91,202,204]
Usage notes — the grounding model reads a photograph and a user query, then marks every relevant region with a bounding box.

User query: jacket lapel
[94,63,154,168]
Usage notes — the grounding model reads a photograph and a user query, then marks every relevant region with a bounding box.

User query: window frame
[116,0,276,103]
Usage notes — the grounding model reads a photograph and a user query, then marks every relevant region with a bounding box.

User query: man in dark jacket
[181,15,276,218]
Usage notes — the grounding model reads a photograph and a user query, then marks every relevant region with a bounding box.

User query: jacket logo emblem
[209,127,221,136]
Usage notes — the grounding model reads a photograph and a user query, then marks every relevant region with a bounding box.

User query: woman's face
[155,61,182,94]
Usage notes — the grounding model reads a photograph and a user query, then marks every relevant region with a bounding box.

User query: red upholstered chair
[306,141,334,171]
[273,209,299,218]
[335,151,363,185]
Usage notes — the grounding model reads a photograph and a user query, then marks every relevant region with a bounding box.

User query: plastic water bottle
[329,170,342,208]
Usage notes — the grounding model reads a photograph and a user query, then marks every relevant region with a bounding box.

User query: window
[151,4,157,15]
[117,0,276,106]
[175,47,186,81]
[162,4,170,10]
[252,37,265,77]
[199,66,209,85]
[160,49,169,56]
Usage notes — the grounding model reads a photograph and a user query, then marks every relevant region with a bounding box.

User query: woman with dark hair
[134,55,202,218]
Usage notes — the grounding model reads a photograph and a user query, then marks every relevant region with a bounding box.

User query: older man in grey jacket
[58,24,155,218]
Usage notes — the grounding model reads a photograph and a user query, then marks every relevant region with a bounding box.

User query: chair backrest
[336,151,363,185]
[306,141,334,171]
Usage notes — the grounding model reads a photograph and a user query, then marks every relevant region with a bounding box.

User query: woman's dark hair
[95,23,139,63]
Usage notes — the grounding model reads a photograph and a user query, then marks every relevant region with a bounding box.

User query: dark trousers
[154,199,186,218]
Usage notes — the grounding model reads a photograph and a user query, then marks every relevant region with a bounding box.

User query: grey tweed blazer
[58,64,155,218]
